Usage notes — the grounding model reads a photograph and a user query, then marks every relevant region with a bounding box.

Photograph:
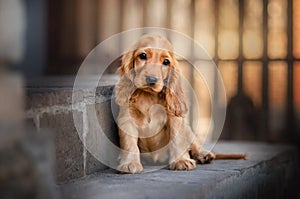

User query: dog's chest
[129,92,167,130]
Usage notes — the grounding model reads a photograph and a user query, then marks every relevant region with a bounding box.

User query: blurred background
[0,0,300,196]
[5,0,298,144]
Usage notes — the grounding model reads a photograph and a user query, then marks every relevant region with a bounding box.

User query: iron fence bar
[261,0,269,140]
[287,0,295,141]
[212,0,220,139]
[237,0,244,93]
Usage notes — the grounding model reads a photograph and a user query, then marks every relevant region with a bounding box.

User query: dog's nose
[146,75,158,86]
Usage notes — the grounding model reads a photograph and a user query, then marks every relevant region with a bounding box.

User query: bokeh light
[267,0,287,59]
[218,0,239,60]
[293,0,300,58]
[218,61,238,101]
[243,61,262,106]
[243,0,263,59]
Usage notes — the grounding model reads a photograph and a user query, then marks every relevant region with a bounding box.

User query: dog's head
[116,34,188,117]
[118,34,175,93]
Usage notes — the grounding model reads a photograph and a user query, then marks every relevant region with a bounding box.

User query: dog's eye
[139,53,147,60]
[162,59,170,66]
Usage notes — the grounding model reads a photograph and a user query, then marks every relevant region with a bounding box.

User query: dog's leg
[186,126,216,164]
[118,128,143,174]
[189,130,245,163]
[190,135,215,164]
[191,147,216,164]
[191,146,246,163]
[169,151,196,170]
[168,117,196,171]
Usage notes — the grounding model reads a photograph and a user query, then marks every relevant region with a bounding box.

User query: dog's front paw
[169,159,196,170]
[193,151,216,164]
[118,162,143,174]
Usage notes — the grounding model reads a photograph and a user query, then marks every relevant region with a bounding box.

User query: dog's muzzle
[146,75,158,86]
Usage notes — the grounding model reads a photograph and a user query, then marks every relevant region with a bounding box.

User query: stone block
[60,142,299,199]
[25,75,119,181]
[40,111,84,183]
[26,89,83,109]
[85,151,106,175]
[85,102,119,175]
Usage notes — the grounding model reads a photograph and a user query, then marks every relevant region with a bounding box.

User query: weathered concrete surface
[60,142,299,199]
[25,75,119,183]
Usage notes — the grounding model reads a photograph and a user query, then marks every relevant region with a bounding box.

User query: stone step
[25,75,119,183]
[60,141,299,199]
[25,75,300,199]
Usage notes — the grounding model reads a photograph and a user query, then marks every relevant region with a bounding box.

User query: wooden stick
[214,153,247,160]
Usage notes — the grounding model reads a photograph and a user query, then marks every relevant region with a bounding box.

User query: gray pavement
[60,141,299,199]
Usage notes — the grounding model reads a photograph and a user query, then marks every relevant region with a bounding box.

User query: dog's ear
[165,59,188,117]
[117,50,135,77]
[115,50,136,106]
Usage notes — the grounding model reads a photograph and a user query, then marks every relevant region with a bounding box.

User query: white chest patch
[138,104,167,138]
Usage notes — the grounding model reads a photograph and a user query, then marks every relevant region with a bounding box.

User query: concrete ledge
[25,75,119,183]
[60,142,299,199]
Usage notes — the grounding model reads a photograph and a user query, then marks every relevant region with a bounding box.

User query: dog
[115,34,245,174]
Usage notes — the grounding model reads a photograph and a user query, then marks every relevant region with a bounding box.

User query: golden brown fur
[115,34,244,174]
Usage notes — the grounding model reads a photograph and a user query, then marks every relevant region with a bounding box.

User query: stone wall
[25,76,119,183]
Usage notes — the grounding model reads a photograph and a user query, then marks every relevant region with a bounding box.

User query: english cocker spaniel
[115,34,244,174]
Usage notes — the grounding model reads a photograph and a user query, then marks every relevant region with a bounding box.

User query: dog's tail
[214,153,247,160]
